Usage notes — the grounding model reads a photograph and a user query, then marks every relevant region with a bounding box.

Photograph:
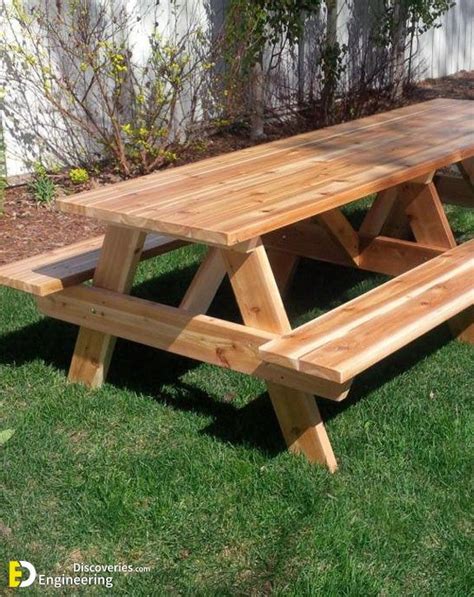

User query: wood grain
[267,249,300,297]
[435,174,474,208]
[37,285,350,400]
[405,182,456,249]
[260,240,474,383]
[179,248,226,314]
[0,234,184,296]
[57,99,474,247]
[221,243,339,471]
[264,220,444,276]
[316,209,360,263]
[359,187,398,237]
[68,226,146,388]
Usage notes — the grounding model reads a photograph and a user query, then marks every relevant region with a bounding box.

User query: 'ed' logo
[8,561,37,588]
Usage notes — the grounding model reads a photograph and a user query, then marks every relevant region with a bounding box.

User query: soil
[1,70,472,266]
[0,191,105,265]
[405,70,474,101]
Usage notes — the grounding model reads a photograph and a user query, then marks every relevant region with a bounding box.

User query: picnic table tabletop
[57,98,474,247]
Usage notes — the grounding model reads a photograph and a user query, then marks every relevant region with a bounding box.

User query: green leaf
[0,429,15,446]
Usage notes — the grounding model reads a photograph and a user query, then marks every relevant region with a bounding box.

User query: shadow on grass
[0,252,454,458]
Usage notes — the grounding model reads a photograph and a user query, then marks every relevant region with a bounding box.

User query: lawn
[1,203,473,595]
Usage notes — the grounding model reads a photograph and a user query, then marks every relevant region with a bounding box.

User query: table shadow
[0,254,455,459]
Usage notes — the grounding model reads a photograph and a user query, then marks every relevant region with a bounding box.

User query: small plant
[69,168,90,185]
[28,163,56,204]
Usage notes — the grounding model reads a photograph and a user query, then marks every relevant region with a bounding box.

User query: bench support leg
[361,186,411,240]
[317,208,361,264]
[449,307,474,345]
[68,226,146,388]
[221,241,338,472]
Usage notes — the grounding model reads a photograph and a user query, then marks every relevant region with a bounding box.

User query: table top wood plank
[58,99,474,247]
[61,99,453,207]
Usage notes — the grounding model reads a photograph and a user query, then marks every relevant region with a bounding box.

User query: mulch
[0,190,105,265]
[1,70,472,266]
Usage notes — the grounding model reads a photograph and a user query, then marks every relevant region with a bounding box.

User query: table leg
[405,181,456,248]
[458,157,474,188]
[266,249,299,297]
[221,241,337,471]
[361,187,411,240]
[449,307,474,344]
[360,187,399,237]
[179,247,226,315]
[361,176,457,250]
[68,226,146,388]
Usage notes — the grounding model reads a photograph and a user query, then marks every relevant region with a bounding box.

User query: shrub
[69,168,90,185]
[5,1,216,178]
[28,163,56,204]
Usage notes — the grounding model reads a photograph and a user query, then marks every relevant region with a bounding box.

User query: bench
[0,233,185,296]
[260,240,474,383]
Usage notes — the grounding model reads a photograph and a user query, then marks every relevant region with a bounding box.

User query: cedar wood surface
[260,240,474,382]
[58,99,474,246]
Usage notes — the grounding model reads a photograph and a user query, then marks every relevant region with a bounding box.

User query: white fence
[2,0,473,179]
[412,0,473,78]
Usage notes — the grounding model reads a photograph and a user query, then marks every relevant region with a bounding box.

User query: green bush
[28,163,56,204]
[69,167,90,185]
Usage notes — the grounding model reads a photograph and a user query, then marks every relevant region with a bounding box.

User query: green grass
[1,203,473,595]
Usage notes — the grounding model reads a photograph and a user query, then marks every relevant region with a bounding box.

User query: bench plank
[260,240,474,383]
[0,234,185,296]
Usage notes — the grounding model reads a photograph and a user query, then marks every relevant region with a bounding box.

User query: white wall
[2,0,473,179]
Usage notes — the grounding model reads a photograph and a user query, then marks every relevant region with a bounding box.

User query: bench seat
[260,240,474,383]
[0,234,185,296]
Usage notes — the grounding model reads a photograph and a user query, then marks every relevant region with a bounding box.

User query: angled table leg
[360,187,399,237]
[179,247,226,315]
[68,226,146,388]
[221,241,337,471]
[266,249,299,297]
[360,186,411,240]
[405,181,456,249]
[449,306,474,344]
[458,157,474,190]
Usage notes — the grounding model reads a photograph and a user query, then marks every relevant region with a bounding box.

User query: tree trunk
[250,60,265,140]
[326,0,338,48]
[297,11,306,109]
[391,0,409,98]
[321,0,338,124]
[0,87,6,215]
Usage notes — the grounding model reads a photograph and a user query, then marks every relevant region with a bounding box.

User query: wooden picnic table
[1,98,473,471]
